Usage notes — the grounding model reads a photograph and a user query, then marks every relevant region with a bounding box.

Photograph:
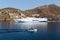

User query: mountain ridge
[24,4,60,20]
[0,4,60,21]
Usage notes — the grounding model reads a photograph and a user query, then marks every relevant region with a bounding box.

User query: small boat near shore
[28,27,37,32]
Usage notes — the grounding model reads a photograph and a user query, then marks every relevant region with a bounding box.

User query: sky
[0,0,60,10]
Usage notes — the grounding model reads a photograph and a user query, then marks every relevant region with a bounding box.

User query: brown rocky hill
[0,7,22,21]
[24,4,60,20]
[0,4,60,21]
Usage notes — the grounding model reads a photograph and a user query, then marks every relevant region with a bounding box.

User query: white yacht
[13,12,48,22]
[14,17,48,22]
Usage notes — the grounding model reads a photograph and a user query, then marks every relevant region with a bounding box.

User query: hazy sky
[0,0,60,10]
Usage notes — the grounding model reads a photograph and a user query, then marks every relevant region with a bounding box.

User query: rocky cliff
[0,4,60,21]
[0,7,22,21]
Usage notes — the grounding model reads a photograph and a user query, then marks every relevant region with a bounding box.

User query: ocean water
[0,21,59,40]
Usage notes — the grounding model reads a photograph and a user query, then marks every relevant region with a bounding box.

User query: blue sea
[0,21,60,40]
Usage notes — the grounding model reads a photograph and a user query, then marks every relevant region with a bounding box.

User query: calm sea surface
[0,21,60,40]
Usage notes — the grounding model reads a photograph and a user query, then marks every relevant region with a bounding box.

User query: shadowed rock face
[0,4,60,21]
